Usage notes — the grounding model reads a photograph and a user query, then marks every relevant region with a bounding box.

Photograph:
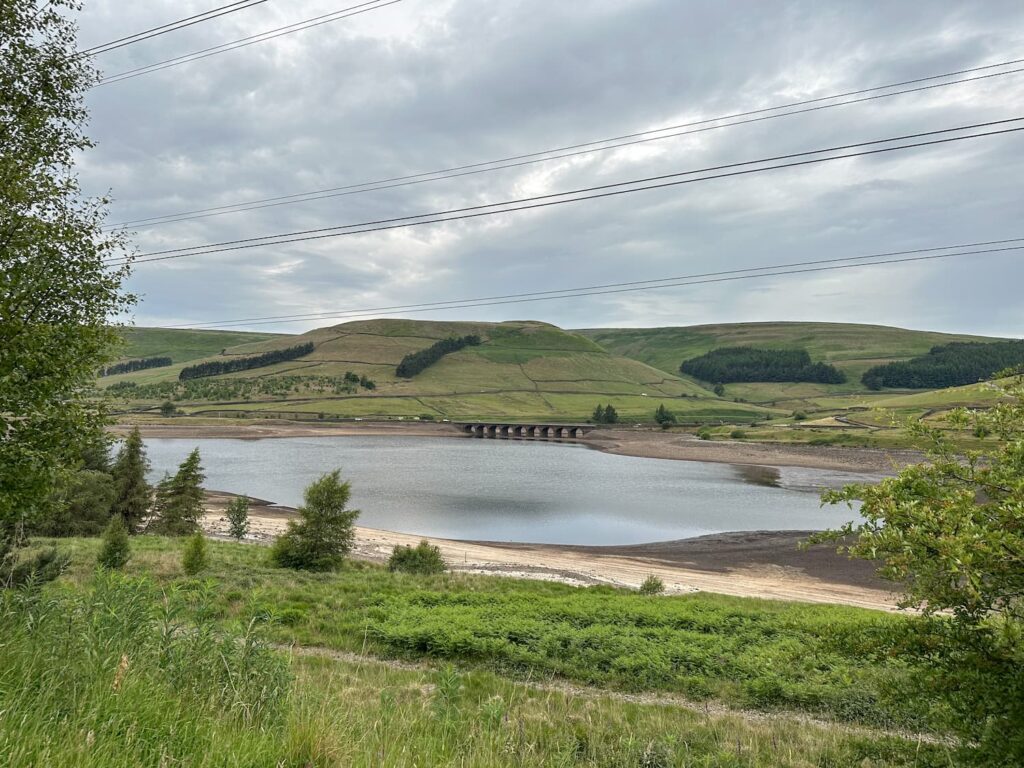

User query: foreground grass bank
[52,539,938,729]
[0,571,946,768]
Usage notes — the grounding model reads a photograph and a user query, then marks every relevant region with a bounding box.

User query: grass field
[0,536,959,767]
[117,327,286,364]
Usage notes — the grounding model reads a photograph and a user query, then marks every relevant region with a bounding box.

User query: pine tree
[181,531,209,575]
[226,497,250,540]
[604,405,619,424]
[591,404,606,423]
[271,471,359,571]
[110,428,151,533]
[97,516,130,570]
[149,449,205,536]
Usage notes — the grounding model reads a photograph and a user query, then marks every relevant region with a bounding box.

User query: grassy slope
[117,327,286,364]
[103,319,771,422]
[579,322,1002,401]
[5,535,951,767]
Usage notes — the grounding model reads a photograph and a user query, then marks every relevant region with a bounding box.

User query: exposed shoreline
[114,419,922,474]
[203,490,899,611]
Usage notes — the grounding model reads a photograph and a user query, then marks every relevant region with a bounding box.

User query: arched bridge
[457,422,593,439]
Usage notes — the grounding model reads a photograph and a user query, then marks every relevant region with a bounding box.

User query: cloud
[76,0,1024,336]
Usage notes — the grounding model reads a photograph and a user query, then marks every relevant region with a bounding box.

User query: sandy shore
[203,491,899,611]
[117,419,921,473]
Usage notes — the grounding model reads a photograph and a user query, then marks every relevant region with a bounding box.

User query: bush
[730,429,746,439]
[97,516,130,570]
[792,411,808,421]
[388,540,446,575]
[696,428,712,440]
[182,532,209,575]
[638,575,664,595]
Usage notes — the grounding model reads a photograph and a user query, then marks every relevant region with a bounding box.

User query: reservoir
[144,436,872,545]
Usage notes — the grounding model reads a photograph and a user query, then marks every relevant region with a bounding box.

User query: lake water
[144,436,873,545]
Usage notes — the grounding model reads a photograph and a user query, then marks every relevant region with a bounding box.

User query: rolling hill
[578,322,1006,408]
[103,320,771,423]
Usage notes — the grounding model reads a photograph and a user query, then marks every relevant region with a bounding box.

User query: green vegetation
[638,574,665,595]
[0,0,133,541]
[271,471,359,571]
[97,516,130,570]
[179,341,315,380]
[111,427,151,533]
[861,339,1024,389]
[118,327,285,365]
[680,347,845,384]
[396,334,482,377]
[388,540,447,575]
[100,356,172,377]
[591,403,619,424]
[0,564,946,768]
[225,497,250,540]
[819,376,1024,763]
[99,319,774,424]
[181,531,209,575]
[148,448,205,535]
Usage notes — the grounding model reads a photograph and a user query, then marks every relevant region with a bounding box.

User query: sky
[75,0,1024,336]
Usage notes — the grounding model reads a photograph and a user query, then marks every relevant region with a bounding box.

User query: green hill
[118,327,287,364]
[578,322,1005,407]
[102,319,770,423]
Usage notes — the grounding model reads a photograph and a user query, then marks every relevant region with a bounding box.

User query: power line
[156,242,1024,330]
[80,1,267,57]
[106,117,1024,266]
[94,0,402,87]
[161,238,1024,329]
[104,57,1024,230]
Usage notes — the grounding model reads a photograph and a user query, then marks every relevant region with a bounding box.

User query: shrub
[792,410,808,421]
[182,532,209,575]
[638,575,664,595]
[730,429,746,439]
[696,428,712,440]
[388,540,446,575]
[97,516,130,570]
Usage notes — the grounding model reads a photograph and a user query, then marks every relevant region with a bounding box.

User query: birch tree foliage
[1,0,133,535]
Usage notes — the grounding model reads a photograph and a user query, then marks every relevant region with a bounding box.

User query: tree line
[680,347,846,384]
[178,342,315,381]
[395,335,481,378]
[861,340,1024,390]
[100,356,171,377]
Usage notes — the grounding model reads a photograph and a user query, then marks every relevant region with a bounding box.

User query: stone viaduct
[457,422,592,439]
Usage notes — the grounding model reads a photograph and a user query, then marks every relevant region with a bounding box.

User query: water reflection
[733,464,781,488]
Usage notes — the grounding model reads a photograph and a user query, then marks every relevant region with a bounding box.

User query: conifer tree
[110,428,151,533]
[149,448,205,536]
[181,531,209,575]
[97,515,130,570]
[591,404,606,423]
[603,404,619,424]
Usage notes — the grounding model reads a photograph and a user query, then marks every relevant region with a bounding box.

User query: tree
[1,0,133,545]
[97,516,130,570]
[110,428,151,533]
[159,400,177,417]
[591,404,606,423]
[639,575,664,595]
[181,531,209,575]
[42,469,115,537]
[654,404,676,425]
[148,448,205,536]
[271,471,359,571]
[603,405,618,424]
[817,376,1024,763]
[225,497,250,540]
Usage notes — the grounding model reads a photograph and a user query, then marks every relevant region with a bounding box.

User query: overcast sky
[76,0,1024,336]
